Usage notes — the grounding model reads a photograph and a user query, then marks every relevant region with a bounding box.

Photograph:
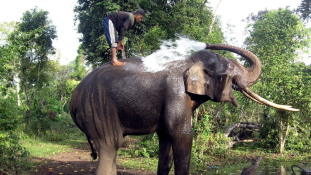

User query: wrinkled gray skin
[70,44,261,175]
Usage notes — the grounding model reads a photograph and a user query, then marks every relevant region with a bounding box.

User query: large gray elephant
[70,43,298,175]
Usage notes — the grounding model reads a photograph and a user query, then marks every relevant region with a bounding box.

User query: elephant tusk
[242,88,300,111]
[241,90,265,105]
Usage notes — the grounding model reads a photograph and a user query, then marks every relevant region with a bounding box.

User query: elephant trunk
[205,43,299,111]
[205,43,261,87]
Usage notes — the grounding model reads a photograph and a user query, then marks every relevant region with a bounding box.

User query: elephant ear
[184,61,210,95]
[184,61,239,107]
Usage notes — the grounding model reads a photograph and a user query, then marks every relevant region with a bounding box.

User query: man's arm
[117,41,124,50]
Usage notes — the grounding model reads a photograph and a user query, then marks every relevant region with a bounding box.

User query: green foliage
[192,113,230,163]
[244,8,311,153]
[0,45,11,79]
[286,128,311,153]
[0,95,21,132]
[6,7,58,130]
[124,135,159,158]
[1,8,87,143]
[69,45,89,80]
[32,112,77,142]
[132,25,166,56]
[0,94,30,174]
[0,133,31,175]
[297,0,311,21]
[0,21,16,42]
[74,0,116,66]
[26,83,77,141]
[256,109,279,151]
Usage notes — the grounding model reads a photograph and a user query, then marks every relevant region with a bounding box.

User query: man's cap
[133,9,145,16]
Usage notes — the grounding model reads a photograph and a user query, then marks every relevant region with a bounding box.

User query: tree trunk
[276,165,286,175]
[224,122,259,148]
[208,0,223,36]
[22,84,31,129]
[279,111,290,154]
[14,73,21,106]
[224,122,259,137]
[121,49,126,59]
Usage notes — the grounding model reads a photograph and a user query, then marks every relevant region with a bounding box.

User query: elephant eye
[232,80,240,90]
[232,84,239,90]
[204,69,213,76]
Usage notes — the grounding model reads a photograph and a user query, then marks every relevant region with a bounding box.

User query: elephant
[69,43,298,175]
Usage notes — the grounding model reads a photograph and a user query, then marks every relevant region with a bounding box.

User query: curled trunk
[206,43,261,87]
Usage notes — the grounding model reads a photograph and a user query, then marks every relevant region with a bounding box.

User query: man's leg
[103,18,125,66]
[111,47,125,66]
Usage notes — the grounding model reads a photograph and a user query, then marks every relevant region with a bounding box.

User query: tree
[74,0,226,67]
[0,22,16,43]
[56,45,89,112]
[69,45,88,80]
[0,22,21,107]
[297,0,311,21]
[0,22,31,173]
[8,7,57,129]
[244,8,311,153]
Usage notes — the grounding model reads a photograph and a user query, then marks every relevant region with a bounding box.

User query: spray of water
[142,37,206,73]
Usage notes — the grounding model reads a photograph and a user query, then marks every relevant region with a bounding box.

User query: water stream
[141,37,206,73]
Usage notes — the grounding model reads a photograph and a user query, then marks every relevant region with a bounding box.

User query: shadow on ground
[26,148,154,175]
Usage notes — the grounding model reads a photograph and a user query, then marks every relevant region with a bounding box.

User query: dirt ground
[27,147,155,175]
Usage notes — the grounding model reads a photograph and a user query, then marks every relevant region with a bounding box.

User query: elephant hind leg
[95,140,121,175]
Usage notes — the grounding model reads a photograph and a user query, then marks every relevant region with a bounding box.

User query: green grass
[117,155,158,173]
[20,136,311,174]
[21,137,87,158]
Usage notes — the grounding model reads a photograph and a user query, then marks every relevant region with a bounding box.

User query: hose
[291,165,307,175]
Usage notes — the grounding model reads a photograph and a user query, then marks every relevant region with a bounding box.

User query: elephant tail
[87,136,98,160]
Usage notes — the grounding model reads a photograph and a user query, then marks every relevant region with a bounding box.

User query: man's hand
[117,41,124,50]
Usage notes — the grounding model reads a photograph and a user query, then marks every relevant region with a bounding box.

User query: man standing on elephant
[103,9,145,66]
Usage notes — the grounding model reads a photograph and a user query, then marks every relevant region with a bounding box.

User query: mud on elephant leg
[157,131,174,175]
[95,140,122,175]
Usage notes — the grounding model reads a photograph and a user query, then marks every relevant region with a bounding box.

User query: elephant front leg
[172,132,192,175]
[157,130,173,175]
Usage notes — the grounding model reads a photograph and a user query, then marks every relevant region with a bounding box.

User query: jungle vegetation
[0,0,310,174]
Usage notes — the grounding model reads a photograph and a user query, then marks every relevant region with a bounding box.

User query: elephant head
[184,43,299,111]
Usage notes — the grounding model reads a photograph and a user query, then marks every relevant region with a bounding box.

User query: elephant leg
[157,131,173,175]
[171,129,193,174]
[95,140,119,175]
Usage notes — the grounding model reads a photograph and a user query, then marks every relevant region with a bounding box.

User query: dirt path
[27,147,155,175]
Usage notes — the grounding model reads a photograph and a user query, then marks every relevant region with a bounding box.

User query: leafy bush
[27,87,78,141]
[0,95,31,174]
[30,111,79,142]
[126,134,159,158]
[286,129,311,153]
[192,114,230,162]
[0,95,20,131]
[42,112,79,142]
[0,133,31,174]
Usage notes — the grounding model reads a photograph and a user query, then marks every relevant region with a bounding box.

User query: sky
[0,0,305,65]
[208,0,302,45]
[0,0,80,65]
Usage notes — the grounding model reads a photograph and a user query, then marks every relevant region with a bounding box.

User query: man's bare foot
[112,60,126,66]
